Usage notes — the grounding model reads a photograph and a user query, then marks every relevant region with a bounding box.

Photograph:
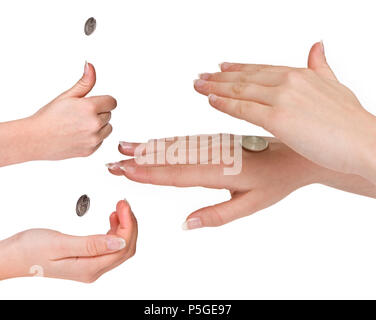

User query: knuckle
[274,87,290,104]
[208,206,225,227]
[109,96,117,108]
[77,79,90,90]
[107,123,113,135]
[85,101,97,112]
[81,274,98,284]
[234,100,247,118]
[130,247,137,258]
[231,82,245,95]
[82,148,95,157]
[261,110,274,131]
[238,74,249,83]
[266,108,285,134]
[90,119,102,131]
[85,238,101,256]
[89,134,101,146]
[284,70,301,85]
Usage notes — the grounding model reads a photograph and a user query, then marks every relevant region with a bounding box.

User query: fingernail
[84,61,89,75]
[320,40,325,54]
[119,141,134,151]
[105,162,120,170]
[182,217,203,231]
[193,79,206,88]
[199,73,211,80]
[106,237,126,251]
[208,94,217,103]
[219,62,232,71]
[119,165,136,174]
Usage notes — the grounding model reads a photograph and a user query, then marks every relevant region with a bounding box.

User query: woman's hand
[0,62,116,166]
[27,62,116,160]
[194,42,376,184]
[0,200,137,283]
[107,136,376,230]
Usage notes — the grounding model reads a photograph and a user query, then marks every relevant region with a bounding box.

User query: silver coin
[84,17,96,36]
[241,136,269,152]
[76,194,90,217]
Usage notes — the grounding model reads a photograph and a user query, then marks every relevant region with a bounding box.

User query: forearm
[0,117,39,167]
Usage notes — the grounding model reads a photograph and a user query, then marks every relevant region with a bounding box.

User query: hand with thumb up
[29,62,116,161]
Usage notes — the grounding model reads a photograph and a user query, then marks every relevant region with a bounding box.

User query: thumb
[308,41,337,81]
[60,62,96,99]
[55,234,126,259]
[182,191,267,230]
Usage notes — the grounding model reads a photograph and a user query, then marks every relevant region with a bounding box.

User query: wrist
[0,234,28,280]
[0,116,42,166]
[292,151,326,186]
[355,113,376,185]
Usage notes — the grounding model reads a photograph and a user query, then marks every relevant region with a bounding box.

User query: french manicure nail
[208,94,217,103]
[320,40,325,54]
[106,237,126,251]
[199,73,211,80]
[182,217,203,230]
[220,62,233,71]
[105,162,120,170]
[119,165,136,174]
[194,79,206,88]
[119,141,134,151]
[84,61,89,75]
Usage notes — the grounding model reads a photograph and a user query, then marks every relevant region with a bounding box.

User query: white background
[0,0,376,299]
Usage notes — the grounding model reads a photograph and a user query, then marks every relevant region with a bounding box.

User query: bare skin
[0,62,116,167]
[107,137,376,230]
[0,200,137,283]
[0,63,136,283]
[194,42,376,184]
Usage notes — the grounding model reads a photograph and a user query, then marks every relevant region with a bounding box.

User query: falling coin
[84,17,96,36]
[241,136,269,152]
[76,194,90,217]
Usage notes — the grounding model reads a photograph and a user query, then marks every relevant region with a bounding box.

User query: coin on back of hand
[241,136,269,152]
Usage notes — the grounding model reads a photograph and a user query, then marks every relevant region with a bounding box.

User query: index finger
[87,95,117,113]
[108,159,237,189]
[219,62,296,73]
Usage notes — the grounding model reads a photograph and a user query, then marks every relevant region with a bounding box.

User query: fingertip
[116,199,133,229]
[110,211,118,223]
[182,215,204,231]
[86,62,95,72]
[199,73,211,80]
[84,62,96,80]
[193,79,199,90]
[106,162,126,176]
[118,141,138,156]
[219,62,233,71]
[208,94,218,106]
[109,211,119,233]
